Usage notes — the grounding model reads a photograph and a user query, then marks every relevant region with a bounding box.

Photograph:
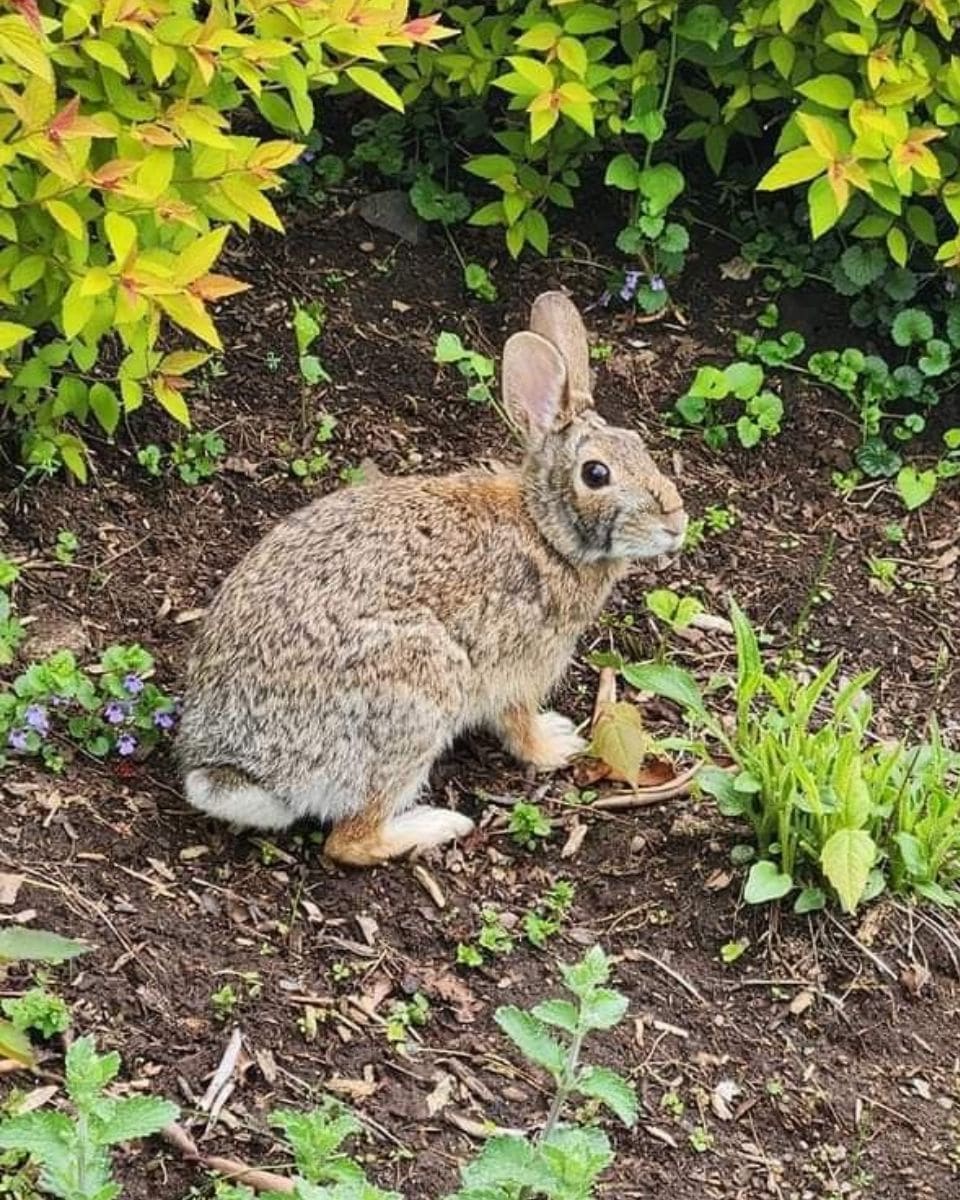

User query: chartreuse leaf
[345,67,404,112]
[590,701,649,784]
[820,829,875,913]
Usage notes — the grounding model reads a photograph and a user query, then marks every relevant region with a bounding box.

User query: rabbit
[176,291,686,866]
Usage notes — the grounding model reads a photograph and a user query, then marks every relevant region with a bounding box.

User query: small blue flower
[103,700,129,725]
[650,274,666,293]
[8,729,28,752]
[620,270,642,302]
[300,149,317,164]
[123,674,144,696]
[116,733,137,757]
[24,705,50,736]
[153,709,176,731]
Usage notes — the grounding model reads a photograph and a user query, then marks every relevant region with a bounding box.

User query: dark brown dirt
[2,191,959,1200]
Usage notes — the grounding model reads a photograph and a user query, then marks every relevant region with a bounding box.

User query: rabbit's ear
[529,291,592,418]
[502,330,568,440]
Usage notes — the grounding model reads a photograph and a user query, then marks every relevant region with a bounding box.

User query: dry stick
[626,948,710,1007]
[200,1027,243,1112]
[825,913,897,982]
[162,1122,295,1195]
[590,763,702,810]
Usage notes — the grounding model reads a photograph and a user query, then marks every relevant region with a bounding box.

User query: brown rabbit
[176,292,686,865]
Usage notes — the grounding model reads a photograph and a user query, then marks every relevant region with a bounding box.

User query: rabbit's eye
[581,460,610,489]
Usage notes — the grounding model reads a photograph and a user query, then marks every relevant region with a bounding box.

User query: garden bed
[2,194,960,1199]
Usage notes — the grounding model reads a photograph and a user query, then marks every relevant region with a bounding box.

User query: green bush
[0,1,447,478]
[394,1,959,275]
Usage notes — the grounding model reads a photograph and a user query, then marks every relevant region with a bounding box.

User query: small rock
[357,190,429,245]
[22,616,89,660]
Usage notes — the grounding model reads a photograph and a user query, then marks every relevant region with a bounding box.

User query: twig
[201,1027,243,1112]
[623,948,710,1007]
[590,763,701,810]
[825,913,897,981]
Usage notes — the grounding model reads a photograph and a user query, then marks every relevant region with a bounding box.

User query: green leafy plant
[293,302,331,388]
[625,602,960,914]
[290,413,337,480]
[0,1,441,479]
[2,987,70,1040]
[457,906,516,967]
[210,984,239,1023]
[645,588,704,633]
[1,645,178,772]
[53,532,79,566]
[171,432,226,485]
[463,263,498,303]
[674,361,784,450]
[508,802,552,850]
[0,1037,178,1200]
[0,928,87,1068]
[524,881,575,949]
[385,993,430,1047]
[434,331,497,408]
[210,948,635,1200]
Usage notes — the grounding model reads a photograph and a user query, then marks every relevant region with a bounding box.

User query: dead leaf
[255,1048,278,1084]
[178,845,209,861]
[356,915,379,946]
[425,1071,455,1116]
[591,667,617,728]
[560,820,587,859]
[704,869,732,892]
[710,1078,742,1121]
[900,961,931,997]
[223,456,259,478]
[0,874,24,907]
[788,989,815,1017]
[411,864,445,909]
[418,967,483,1023]
[326,1075,378,1101]
[719,256,755,281]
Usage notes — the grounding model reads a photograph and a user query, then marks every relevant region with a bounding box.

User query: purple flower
[116,733,137,757]
[153,709,176,731]
[300,149,317,164]
[103,700,129,725]
[24,705,50,736]
[123,674,144,696]
[650,274,666,293]
[8,728,28,752]
[620,270,642,302]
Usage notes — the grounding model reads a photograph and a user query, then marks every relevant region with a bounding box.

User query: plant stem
[539,1026,586,1144]
[644,23,679,172]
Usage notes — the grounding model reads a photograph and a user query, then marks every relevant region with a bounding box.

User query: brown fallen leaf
[326,1075,379,1101]
[425,1071,455,1117]
[223,456,258,478]
[900,961,931,997]
[418,967,483,1023]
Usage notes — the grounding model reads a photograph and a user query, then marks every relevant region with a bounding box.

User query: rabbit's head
[503,291,687,566]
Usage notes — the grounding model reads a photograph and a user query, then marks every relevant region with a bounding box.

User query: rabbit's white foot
[528,711,588,770]
[325,804,474,867]
[185,767,293,830]
[499,704,586,771]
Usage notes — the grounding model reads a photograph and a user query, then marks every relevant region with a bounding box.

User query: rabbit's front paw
[527,711,587,771]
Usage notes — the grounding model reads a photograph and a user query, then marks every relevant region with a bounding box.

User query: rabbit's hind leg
[324,792,474,867]
[184,766,293,830]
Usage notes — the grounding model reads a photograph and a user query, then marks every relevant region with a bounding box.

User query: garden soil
[2,192,959,1199]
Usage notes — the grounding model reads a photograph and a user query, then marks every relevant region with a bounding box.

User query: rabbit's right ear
[529,291,592,419]
[502,330,568,441]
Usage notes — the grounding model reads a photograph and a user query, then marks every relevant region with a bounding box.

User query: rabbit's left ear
[502,330,568,442]
[529,291,592,419]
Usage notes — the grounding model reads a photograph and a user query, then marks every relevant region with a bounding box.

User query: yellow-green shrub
[0,0,450,479]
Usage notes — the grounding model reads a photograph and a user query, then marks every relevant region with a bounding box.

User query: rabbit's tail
[184,766,292,830]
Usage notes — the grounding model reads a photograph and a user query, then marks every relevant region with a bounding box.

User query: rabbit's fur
[177,293,686,865]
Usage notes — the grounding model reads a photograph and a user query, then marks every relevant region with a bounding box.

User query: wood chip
[173,608,207,625]
[411,864,445,909]
[0,873,24,907]
[326,1075,378,1101]
[444,1110,523,1140]
[560,819,587,859]
[356,915,379,946]
[201,1027,243,1113]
